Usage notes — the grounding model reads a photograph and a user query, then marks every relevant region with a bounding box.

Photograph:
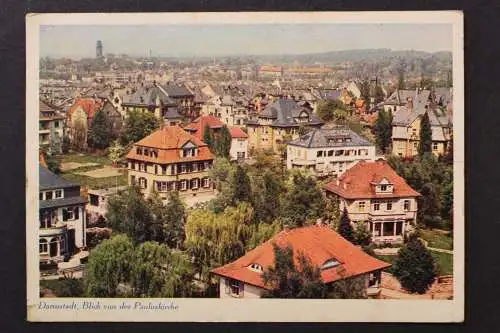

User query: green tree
[392,237,437,294]
[106,186,156,244]
[41,278,84,297]
[322,194,341,229]
[87,108,112,149]
[337,207,355,243]
[202,123,213,149]
[353,221,372,246]
[214,125,231,158]
[316,99,346,122]
[281,172,325,228]
[232,165,252,204]
[418,112,433,157]
[42,150,61,174]
[252,171,282,223]
[163,191,186,249]
[130,241,194,297]
[184,203,253,282]
[119,109,160,145]
[397,61,406,90]
[418,182,442,229]
[61,135,71,154]
[85,234,134,297]
[108,139,125,166]
[442,135,453,164]
[261,244,327,298]
[373,109,393,153]
[246,221,282,251]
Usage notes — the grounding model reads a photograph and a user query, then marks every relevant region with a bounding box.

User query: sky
[40,23,453,59]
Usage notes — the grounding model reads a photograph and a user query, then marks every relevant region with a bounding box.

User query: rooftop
[40,166,80,191]
[288,127,373,148]
[211,225,390,289]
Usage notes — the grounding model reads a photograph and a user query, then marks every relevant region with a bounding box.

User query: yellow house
[391,97,452,158]
[246,99,323,154]
[125,125,215,203]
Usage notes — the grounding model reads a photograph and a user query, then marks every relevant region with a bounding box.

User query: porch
[369,220,407,244]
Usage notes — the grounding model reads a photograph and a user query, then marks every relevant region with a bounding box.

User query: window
[335,150,344,156]
[386,202,393,211]
[180,180,187,191]
[202,178,210,188]
[191,178,199,189]
[45,191,53,200]
[89,194,99,206]
[139,178,147,189]
[204,162,210,170]
[248,263,263,272]
[404,200,410,211]
[374,202,380,211]
[39,239,48,254]
[130,175,136,185]
[317,151,323,157]
[358,201,365,212]
[54,121,59,128]
[136,147,143,155]
[140,163,146,172]
[380,185,387,191]
[321,259,340,270]
[63,206,79,221]
[154,165,158,174]
[225,278,244,298]
[328,150,334,157]
[413,142,418,148]
[55,190,62,198]
[433,143,438,151]
[39,192,43,200]
[130,161,136,170]
[144,148,149,156]
[412,128,417,135]
[180,164,187,173]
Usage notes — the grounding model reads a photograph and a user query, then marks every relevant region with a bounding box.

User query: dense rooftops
[288,127,373,148]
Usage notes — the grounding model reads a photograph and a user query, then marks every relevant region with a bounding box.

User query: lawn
[57,153,128,190]
[430,251,453,276]
[376,251,453,277]
[420,229,453,250]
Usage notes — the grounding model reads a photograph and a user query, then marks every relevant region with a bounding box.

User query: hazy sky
[40,24,453,58]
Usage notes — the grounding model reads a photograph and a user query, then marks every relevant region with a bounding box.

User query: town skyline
[40,23,453,59]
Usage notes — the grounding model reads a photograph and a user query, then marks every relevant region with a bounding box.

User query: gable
[181,140,197,149]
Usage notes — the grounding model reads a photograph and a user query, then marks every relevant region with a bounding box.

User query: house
[39,100,65,154]
[391,93,453,157]
[66,97,104,149]
[381,89,430,114]
[161,83,196,119]
[39,166,87,264]
[86,186,128,224]
[286,127,376,177]
[324,160,420,244]
[245,98,323,153]
[121,83,177,120]
[229,127,249,161]
[100,99,124,139]
[184,116,249,161]
[210,225,391,298]
[125,125,215,202]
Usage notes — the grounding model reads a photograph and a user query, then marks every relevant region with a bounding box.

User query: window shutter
[239,281,244,297]
[62,208,68,221]
[74,207,79,220]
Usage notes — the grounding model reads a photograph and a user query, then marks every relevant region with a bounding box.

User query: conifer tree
[202,123,213,149]
[392,237,437,294]
[232,165,252,204]
[418,112,433,156]
[337,207,355,243]
[215,125,231,158]
[87,108,112,149]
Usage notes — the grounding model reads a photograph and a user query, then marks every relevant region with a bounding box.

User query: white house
[287,127,376,177]
[229,127,249,161]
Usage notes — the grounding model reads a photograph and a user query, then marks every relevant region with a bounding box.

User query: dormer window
[136,147,143,155]
[321,259,340,270]
[248,263,263,273]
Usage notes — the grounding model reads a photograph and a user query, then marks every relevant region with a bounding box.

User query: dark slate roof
[163,107,183,119]
[122,85,175,106]
[288,127,373,148]
[162,84,194,98]
[318,89,341,100]
[260,99,323,128]
[40,196,87,209]
[40,166,80,191]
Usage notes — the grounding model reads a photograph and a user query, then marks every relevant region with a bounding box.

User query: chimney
[407,97,413,111]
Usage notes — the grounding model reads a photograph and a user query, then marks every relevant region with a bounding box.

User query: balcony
[40,222,67,237]
[290,158,316,166]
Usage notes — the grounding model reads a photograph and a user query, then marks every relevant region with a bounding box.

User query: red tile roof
[229,127,248,139]
[211,225,390,290]
[125,125,214,163]
[184,116,225,140]
[67,98,103,122]
[324,160,420,199]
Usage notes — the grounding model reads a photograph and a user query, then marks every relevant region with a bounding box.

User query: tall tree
[397,60,406,90]
[392,237,437,294]
[85,234,134,297]
[202,123,213,149]
[163,191,186,249]
[119,109,160,145]
[130,241,194,297]
[281,172,325,228]
[214,125,232,158]
[353,221,372,246]
[337,207,355,243]
[87,108,112,149]
[253,171,282,223]
[106,186,156,244]
[108,139,125,166]
[373,109,393,154]
[261,244,327,299]
[418,112,433,156]
[232,165,252,204]
[418,182,442,229]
